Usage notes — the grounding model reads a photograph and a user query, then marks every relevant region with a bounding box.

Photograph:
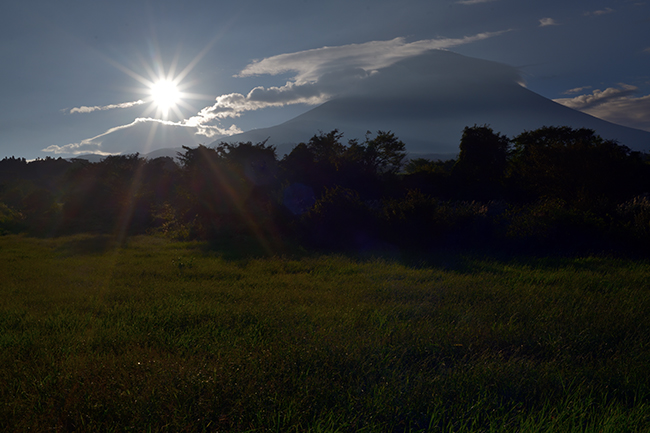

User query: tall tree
[176,142,282,242]
[452,125,510,199]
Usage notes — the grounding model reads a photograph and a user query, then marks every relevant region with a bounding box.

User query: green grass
[1,234,650,432]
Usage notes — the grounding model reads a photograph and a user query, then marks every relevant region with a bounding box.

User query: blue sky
[1,0,649,160]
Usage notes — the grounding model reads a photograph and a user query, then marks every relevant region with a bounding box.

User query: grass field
[1,234,650,432]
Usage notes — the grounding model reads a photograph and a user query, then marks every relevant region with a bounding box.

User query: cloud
[555,84,639,110]
[563,86,592,95]
[184,33,508,129]
[554,84,650,132]
[187,68,371,126]
[238,34,507,84]
[539,18,559,27]
[69,100,145,114]
[585,7,615,16]
[42,117,241,155]
[644,47,650,54]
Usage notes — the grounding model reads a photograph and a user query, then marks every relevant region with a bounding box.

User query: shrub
[614,195,650,249]
[504,198,607,251]
[381,190,490,248]
[0,202,25,235]
[300,186,378,249]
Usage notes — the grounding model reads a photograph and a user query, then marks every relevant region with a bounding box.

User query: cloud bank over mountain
[185,33,509,131]
[212,50,650,156]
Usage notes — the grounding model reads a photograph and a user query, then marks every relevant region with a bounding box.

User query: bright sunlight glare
[150,80,180,113]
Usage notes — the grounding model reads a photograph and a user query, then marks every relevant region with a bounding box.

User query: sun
[150,79,180,116]
[114,43,219,120]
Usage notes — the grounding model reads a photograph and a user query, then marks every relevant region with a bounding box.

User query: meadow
[1,234,650,432]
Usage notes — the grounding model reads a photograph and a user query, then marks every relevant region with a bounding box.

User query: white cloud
[238,34,507,84]
[188,68,371,126]
[183,33,509,129]
[585,7,615,16]
[69,100,145,114]
[43,120,143,154]
[563,86,592,95]
[42,117,241,155]
[554,84,650,132]
[539,18,559,27]
[555,84,638,110]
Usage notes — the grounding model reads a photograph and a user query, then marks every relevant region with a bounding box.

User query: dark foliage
[59,154,155,235]
[3,126,650,254]
[401,158,456,198]
[380,190,491,249]
[503,198,609,252]
[174,142,284,248]
[280,130,406,199]
[300,186,379,249]
[509,126,649,208]
[453,125,510,200]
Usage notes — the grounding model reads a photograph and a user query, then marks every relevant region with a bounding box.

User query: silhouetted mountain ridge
[70,147,184,163]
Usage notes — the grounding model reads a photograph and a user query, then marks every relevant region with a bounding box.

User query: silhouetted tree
[358,130,407,175]
[280,130,406,199]
[294,130,347,194]
[280,142,316,186]
[142,156,180,206]
[0,157,28,184]
[60,154,149,234]
[4,124,650,254]
[215,140,279,188]
[176,142,282,243]
[509,126,648,208]
[343,130,406,197]
[452,125,510,199]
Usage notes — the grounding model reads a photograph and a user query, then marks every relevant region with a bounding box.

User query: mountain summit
[212,50,650,157]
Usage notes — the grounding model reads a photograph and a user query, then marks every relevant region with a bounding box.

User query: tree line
[2,126,650,253]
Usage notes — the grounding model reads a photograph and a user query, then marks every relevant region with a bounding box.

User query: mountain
[71,147,184,163]
[211,50,650,157]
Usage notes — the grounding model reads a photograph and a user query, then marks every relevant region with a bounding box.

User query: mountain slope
[213,50,650,157]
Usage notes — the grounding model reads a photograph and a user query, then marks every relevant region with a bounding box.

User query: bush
[0,202,25,235]
[614,195,650,250]
[381,190,490,249]
[300,186,378,249]
[504,198,607,251]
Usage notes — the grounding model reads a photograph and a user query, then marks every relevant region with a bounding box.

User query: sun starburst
[150,79,181,117]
